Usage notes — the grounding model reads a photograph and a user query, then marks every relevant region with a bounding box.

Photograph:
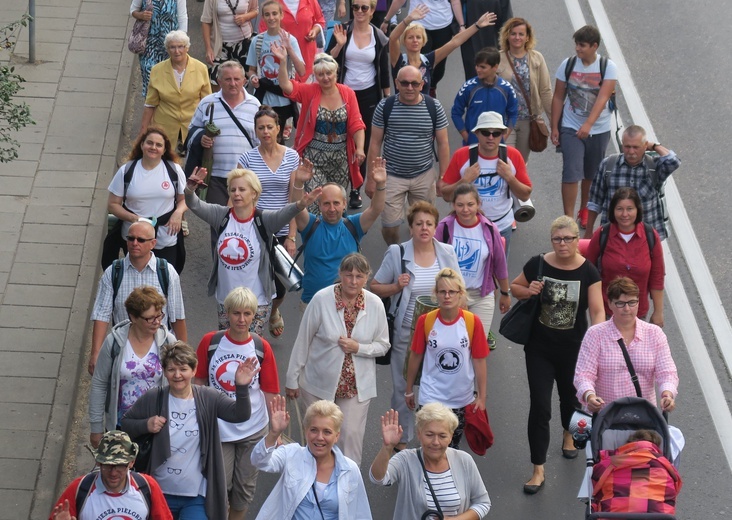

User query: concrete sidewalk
[0,0,136,518]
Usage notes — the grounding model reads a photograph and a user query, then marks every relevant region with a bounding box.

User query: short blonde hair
[227,168,262,203]
[313,53,338,75]
[434,267,466,295]
[550,215,579,238]
[224,287,258,314]
[400,22,427,47]
[304,400,344,432]
[416,402,459,434]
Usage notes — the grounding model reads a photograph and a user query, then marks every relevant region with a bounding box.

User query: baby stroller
[570,397,680,519]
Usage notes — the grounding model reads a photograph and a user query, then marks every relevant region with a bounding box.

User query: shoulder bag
[128,0,153,55]
[131,386,163,473]
[506,51,548,152]
[376,244,405,366]
[499,254,544,345]
[417,449,445,520]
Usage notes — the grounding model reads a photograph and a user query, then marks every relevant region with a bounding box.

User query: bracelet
[287,236,296,242]
[499,289,509,296]
[293,183,305,190]
[404,392,414,397]
[376,185,387,191]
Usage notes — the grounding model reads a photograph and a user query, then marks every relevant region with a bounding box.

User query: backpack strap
[292,216,321,266]
[122,159,139,200]
[341,217,361,252]
[130,472,152,511]
[468,145,479,166]
[207,330,265,369]
[602,154,622,189]
[462,310,475,343]
[423,309,440,338]
[75,472,98,515]
[564,56,578,83]
[596,223,612,274]
[423,94,437,136]
[643,222,656,257]
[217,211,231,238]
[423,309,475,343]
[381,95,397,135]
[253,208,276,279]
[156,257,169,297]
[111,258,124,306]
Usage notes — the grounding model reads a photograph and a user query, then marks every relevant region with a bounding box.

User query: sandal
[269,309,285,338]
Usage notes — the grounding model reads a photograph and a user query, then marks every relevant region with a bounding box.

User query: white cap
[472,111,508,132]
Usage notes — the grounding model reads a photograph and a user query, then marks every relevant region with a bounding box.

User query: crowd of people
[51,0,686,518]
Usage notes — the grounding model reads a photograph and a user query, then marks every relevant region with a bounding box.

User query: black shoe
[523,479,545,494]
[349,189,363,209]
[562,448,579,459]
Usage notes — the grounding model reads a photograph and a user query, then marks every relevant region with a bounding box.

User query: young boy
[452,47,518,146]
[550,25,618,227]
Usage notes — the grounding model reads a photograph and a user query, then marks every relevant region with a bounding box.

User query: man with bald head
[89,219,186,374]
[366,65,450,245]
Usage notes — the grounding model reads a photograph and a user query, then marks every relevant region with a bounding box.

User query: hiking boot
[349,189,363,209]
[577,207,588,229]
[488,329,497,350]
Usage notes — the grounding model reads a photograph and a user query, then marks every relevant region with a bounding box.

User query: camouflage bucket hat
[94,430,139,465]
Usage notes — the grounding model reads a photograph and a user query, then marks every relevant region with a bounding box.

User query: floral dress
[139,0,180,97]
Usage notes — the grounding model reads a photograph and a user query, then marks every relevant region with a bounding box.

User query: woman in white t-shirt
[105,126,187,273]
[436,183,511,350]
[404,267,489,449]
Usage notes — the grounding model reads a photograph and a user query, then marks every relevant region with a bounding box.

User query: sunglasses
[352,4,370,11]
[398,80,422,89]
[126,235,154,243]
[478,130,504,138]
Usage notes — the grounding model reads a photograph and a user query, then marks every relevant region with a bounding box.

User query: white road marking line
[562,0,732,471]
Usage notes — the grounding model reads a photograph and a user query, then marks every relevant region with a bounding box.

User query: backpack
[564,55,616,112]
[596,221,656,275]
[291,216,361,266]
[75,471,151,515]
[603,152,668,230]
[206,330,265,368]
[111,257,170,305]
[215,208,278,282]
[381,93,438,137]
[466,144,511,200]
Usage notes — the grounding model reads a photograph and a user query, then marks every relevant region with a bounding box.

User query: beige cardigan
[498,49,553,120]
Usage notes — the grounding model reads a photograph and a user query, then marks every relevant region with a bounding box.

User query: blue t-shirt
[555,54,617,133]
[300,214,364,303]
[246,32,303,107]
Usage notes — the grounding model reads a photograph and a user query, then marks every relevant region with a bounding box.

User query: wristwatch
[652,143,661,150]
[499,289,511,296]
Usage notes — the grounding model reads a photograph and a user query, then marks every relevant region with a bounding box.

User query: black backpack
[206,330,265,368]
[595,221,656,274]
[75,471,151,514]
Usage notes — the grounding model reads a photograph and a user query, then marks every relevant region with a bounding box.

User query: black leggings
[525,346,581,465]
[421,25,455,91]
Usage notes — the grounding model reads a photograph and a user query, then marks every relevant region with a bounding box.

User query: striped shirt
[90,253,185,325]
[239,146,300,236]
[372,96,448,178]
[190,90,261,179]
[404,260,440,327]
[424,468,491,518]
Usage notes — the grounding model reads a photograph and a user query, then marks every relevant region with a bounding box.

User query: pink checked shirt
[574,317,678,408]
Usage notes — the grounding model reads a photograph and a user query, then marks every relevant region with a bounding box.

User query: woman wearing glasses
[89,286,176,449]
[326,0,389,209]
[122,341,259,519]
[404,268,490,449]
[574,277,678,414]
[510,215,604,494]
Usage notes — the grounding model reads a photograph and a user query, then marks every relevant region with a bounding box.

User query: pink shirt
[574,317,678,408]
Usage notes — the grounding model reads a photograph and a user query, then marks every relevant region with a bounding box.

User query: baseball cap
[94,430,139,465]
[472,111,508,132]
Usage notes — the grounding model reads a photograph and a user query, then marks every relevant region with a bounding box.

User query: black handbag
[132,386,163,473]
[499,254,544,345]
[376,245,406,366]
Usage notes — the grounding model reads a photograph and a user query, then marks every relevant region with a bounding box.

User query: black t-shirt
[522,254,601,350]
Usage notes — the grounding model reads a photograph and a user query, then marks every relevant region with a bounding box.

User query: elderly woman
[252,397,372,519]
[405,268,489,449]
[510,215,604,494]
[89,286,176,449]
[574,277,678,415]
[201,0,258,88]
[130,0,187,98]
[275,46,366,211]
[585,187,665,326]
[497,17,553,162]
[370,404,491,519]
[103,126,187,272]
[121,341,258,519]
[185,165,321,332]
[141,30,211,154]
[286,253,389,465]
[371,201,460,452]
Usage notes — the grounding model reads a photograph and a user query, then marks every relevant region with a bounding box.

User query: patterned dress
[303,105,349,215]
[139,0,180,98]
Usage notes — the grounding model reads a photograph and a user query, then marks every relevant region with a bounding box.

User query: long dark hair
[126,125,179,163]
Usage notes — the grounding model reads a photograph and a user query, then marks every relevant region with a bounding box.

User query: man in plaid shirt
[584,125,680,239]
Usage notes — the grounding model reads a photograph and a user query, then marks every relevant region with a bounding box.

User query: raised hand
[294,157,315,185]
[333,24,347,47]
[279,29,293,51]
[476,11,498,29]
[381,409,403,448]
[371,156,387,185]
[270,41,288,61]
[51,499,76,520]
[188,166,208,186]
[406,4,429,22]
[300,186,323,208]
[269,394,290,435]
[235,356,261,386]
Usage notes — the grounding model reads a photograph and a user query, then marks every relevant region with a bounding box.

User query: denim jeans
[164,494,207,520]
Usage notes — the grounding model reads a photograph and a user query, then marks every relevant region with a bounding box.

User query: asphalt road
[73,0,732,517]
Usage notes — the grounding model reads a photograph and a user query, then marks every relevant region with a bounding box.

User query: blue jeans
[500,225,512,260]
[164,494,207,520]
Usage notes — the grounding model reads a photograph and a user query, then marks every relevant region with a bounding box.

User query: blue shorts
[559,128,611,183]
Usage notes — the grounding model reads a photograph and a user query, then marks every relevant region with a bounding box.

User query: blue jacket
[451,76,518,145]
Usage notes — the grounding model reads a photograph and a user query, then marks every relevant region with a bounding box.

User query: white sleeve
[130,0,143,15]
[174,163,186,194]
[177,0,188,32]
[108,163,130,196]
[604,57,618,80]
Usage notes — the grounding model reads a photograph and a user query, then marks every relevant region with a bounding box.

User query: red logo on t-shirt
[219,237,250,266]
[161,180,171,190]
[215,360,239,392]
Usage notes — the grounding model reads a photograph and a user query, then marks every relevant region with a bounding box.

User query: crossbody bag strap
[417,449,443,517]
[391,244,406,315]
[218,98,254,148]
[616,338,643,398]
[505,51,533,116]
[311,482,326,520]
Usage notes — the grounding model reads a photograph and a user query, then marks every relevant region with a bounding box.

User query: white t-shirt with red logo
[79,472,150,520]
[411,310,489,409]
[442,146,531,233]
[215,210,267,305]
[452,220,489,290]
[108,160,186,248]
[195,331,279,441]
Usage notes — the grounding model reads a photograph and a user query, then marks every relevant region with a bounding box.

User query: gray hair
[165,30,190,49]
[623,124,647,142]
[217,60,246,81]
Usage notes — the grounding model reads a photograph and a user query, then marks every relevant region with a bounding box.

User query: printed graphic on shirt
[218,235,255,269]
[210,352,259,393]
[453,236,482,277]
[475,170,504,201]
[259,51,281,80]
[567,71,601,118]
[428,328,469,374]
[539,276,580,330]
[161,180,171,190]
[93,511,139,519]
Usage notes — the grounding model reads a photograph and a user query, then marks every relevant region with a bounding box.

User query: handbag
[376,244,405,366]
[128,0,153,55]
[417,449,445,520]
[505,52,549,153]
[131,386,163,473]
[499,254,544,344]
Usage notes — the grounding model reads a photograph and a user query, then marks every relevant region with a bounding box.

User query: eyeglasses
[140,312,165,324]
[478,129,504,138]
[612,299,639,308]
[126,235,154,243]
[398,80,422,89]
[352,4,370,11]
[437,290,460,298]
[551,236,578,244]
